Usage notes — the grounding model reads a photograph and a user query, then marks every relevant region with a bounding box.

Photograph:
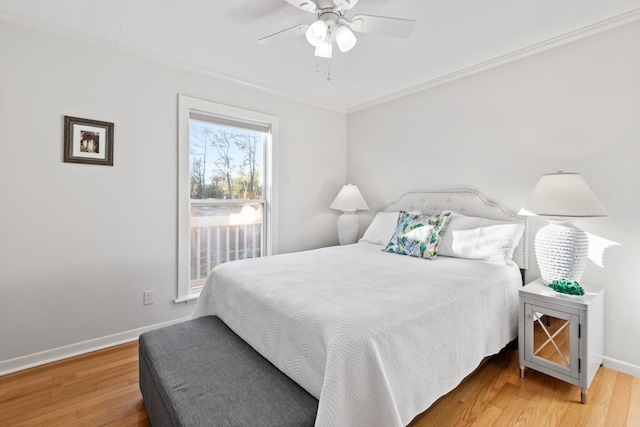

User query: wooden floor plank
[605,371,633,427]
[1,341,638,426]
[628,376,640,427]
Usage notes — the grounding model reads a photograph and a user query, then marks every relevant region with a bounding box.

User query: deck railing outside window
[190,203,263,289]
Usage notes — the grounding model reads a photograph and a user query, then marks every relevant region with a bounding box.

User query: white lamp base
[336,211,360,245]
[535,221,589,284]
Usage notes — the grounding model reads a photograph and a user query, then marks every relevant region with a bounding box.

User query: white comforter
[192,242,521,427]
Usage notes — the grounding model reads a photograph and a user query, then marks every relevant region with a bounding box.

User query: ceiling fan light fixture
[306,19,328,47]
[314,38,333,58]
[261,1,416,61]
[335,25,357,52]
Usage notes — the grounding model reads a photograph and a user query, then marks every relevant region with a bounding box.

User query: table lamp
[523,171,608,284]
[330,184,369,245]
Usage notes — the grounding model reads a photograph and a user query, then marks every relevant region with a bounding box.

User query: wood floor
[0,342,149,427]
[1,342,638,427]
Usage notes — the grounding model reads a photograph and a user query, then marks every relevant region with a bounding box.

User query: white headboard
[384,190,528,270]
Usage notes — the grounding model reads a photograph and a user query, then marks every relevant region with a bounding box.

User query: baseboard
[603,356,640,378]
[0,316,191,376]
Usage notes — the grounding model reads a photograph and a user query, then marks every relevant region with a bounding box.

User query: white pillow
[359,211,421,246]
[437,211,525,263]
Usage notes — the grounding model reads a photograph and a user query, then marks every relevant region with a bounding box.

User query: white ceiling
[1,0,639,112]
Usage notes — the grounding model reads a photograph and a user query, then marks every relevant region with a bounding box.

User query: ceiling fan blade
[284,0,318,12]
[333,0,360,10]
[347,14,416,38]
[258,24,309,45]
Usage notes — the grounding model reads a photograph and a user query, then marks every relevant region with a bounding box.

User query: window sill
[174,290,201,304]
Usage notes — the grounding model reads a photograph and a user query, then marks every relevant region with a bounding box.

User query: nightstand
[518,279,604,404]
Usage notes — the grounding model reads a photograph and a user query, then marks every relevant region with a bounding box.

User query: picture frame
[63,116,114,166]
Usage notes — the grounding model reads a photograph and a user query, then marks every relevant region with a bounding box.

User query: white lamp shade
[335,25,357,52]
[314,38,333,58]
[523,172,608,218]
[330,184,369,212]
[306,20,328,47]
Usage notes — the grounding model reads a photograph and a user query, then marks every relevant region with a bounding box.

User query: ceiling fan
[259,0,416,59]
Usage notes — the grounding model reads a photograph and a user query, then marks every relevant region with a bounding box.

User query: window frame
[176,95,278,303]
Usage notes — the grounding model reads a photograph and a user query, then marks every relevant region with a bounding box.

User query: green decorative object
[548,278,585,296]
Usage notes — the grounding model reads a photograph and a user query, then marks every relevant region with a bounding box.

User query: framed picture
[63,116,114,166]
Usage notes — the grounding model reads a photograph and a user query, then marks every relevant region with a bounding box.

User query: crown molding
[0,12,346,114]
[346,7,640,114]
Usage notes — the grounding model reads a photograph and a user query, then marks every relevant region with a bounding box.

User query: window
[177,95,277,302]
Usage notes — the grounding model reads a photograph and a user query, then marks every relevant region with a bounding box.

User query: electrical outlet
[143,290,154,305]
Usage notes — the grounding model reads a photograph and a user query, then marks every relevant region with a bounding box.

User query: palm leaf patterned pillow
[383,211,451,259]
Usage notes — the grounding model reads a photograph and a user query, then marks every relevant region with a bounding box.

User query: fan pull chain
[315,61,331,82]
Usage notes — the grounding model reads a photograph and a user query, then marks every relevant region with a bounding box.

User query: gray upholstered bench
[138,316,318,427]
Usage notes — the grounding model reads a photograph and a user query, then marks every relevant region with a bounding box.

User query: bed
[192,190,528,427]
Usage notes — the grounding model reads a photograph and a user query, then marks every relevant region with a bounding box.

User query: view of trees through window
[189,118,263,201]
[187,115,268,288]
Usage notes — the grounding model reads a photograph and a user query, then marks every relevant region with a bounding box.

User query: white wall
[0,20,346,367]
[348,20,640,375]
